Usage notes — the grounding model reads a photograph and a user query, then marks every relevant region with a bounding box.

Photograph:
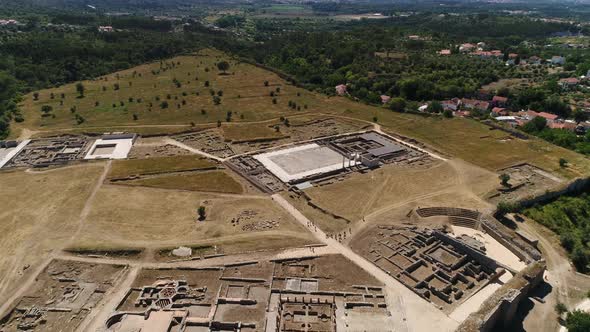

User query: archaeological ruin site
[0,111,554,332]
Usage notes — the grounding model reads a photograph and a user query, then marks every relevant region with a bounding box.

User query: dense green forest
[0,4,585,138]
[524,193,590,272]
[225,14,574,105]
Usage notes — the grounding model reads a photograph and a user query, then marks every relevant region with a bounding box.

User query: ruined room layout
[351,225,504,311]
[0,260,128,332]
[103,255,397,332]
[227,130,434,193]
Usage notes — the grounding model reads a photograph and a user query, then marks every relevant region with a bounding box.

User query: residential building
[335,84,347,96]
[461,98,490,112]
[551,56,566,65]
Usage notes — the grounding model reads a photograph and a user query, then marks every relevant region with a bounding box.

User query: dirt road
[271,193,459,332]
[516,218,590,332]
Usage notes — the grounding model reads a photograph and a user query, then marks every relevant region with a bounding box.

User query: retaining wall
[456,261,546,332]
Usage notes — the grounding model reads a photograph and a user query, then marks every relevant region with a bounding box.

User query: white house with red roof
[461,98,490,112]
[459,43,476,53]
[558,77,580,90]
[335,84,348,96]
[441,98,461,111]
[492,95,508,107]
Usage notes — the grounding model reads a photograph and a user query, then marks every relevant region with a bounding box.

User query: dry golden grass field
[300,159,499,232]
[0,164,105,304]
[12,49,590,180]
[69,184,314,252]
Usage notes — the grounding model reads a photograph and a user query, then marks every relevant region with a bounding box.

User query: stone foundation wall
[456,261,546,332]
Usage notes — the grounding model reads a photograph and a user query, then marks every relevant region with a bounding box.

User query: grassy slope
[14,49,590,179]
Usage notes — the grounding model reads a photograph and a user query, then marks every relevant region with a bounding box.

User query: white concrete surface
[254,143,358,182]
[84,138,133,160]
[451,225,527,272]
[0,140,30,168]
[450,282,503,322]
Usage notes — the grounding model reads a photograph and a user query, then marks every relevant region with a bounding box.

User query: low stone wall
[481,219,541,262]
[515,177,590,209]
[432,231,500,272]
[481,120,529,140]
[456,261,546,332]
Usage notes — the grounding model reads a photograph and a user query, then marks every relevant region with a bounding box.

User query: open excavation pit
[104,255,400,332]
[0,133,137,169]
[228,130,433,193]
[4,135,91,168]
[0,260,127,332]
[487,163,563,203]
[351,225,503,311]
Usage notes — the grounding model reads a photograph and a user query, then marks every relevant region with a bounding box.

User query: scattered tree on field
[499,173,511,187]
[197,206,207,221]
[217,61,230,74]
[40,105,53,116]
[560,158,568,167]
[76,82,85,98]
[555,302,568,315]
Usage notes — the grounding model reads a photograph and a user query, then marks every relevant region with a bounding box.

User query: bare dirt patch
[0,259,127,332]
[69,185,314,253]
[0,165,104,305]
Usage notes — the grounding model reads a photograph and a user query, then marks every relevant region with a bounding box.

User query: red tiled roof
[461,98,490,111]
[549,122,576,130]
[538,112,559,120]
[492,107,507,114]
[492,96,508,103]
[559,77,579,84]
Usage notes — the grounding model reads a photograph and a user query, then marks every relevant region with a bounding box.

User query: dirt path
[519,219,572,303]
[164,137,226,162]
[17,128,37,140]
[79,266,139,332]
[271,193,458,332]
[0,257,54,318]
[516,218,581,332]
[68,161,112,243]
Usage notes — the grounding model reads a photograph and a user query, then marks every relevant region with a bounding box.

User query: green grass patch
[122,170,243,194]
[109,155,217,179]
